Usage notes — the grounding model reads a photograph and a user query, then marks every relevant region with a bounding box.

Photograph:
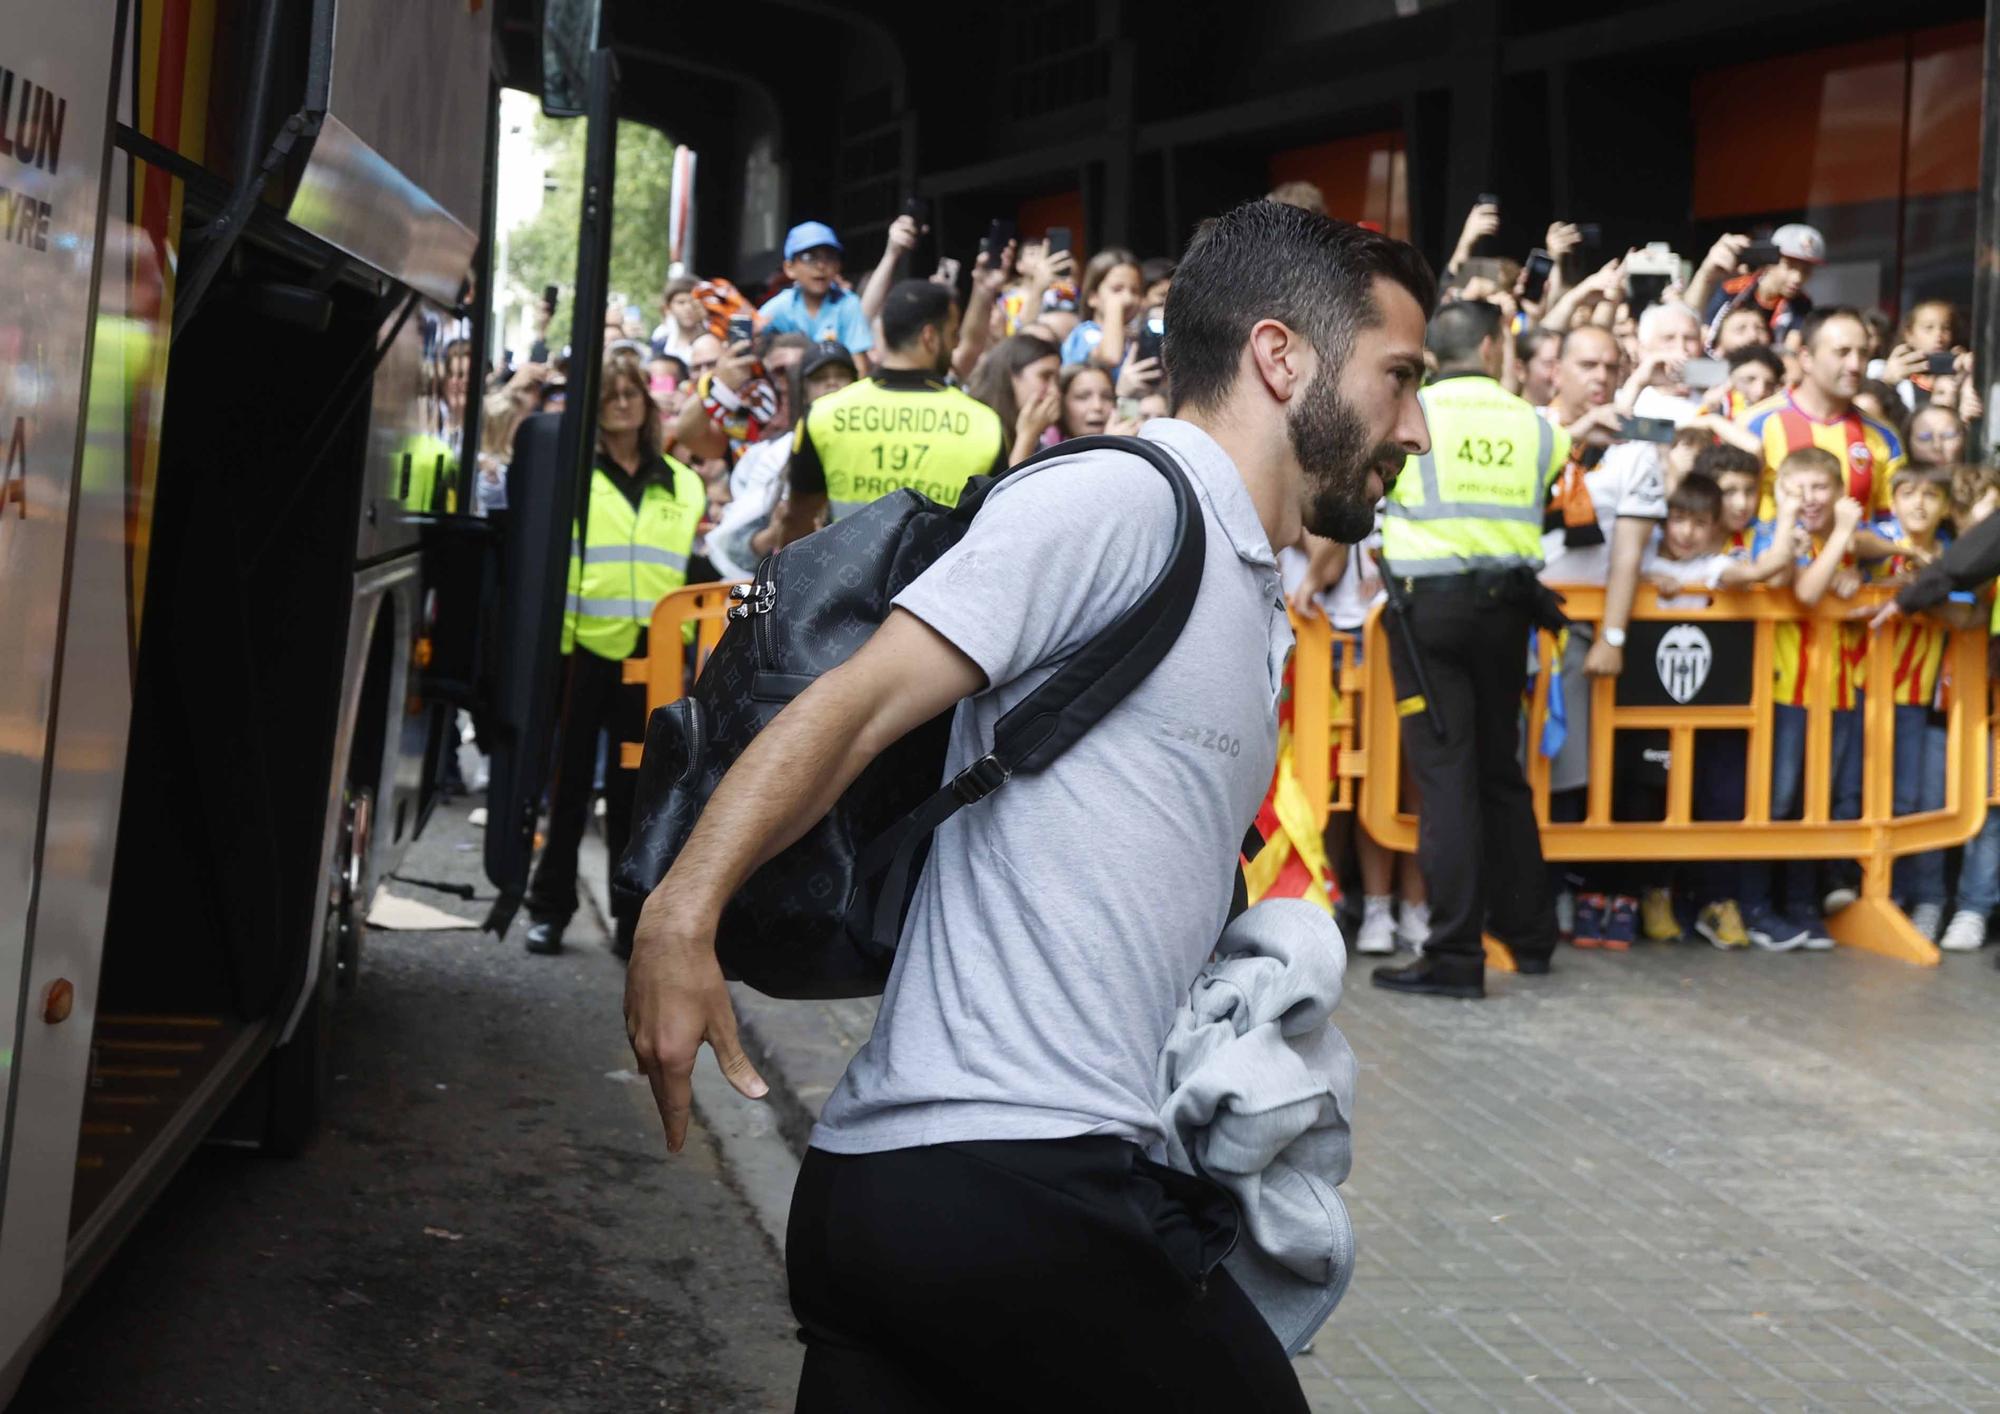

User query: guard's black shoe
[612,915,636,961]
[1513,954,1553,976]
[523,917,565,955]
[1371,955,1485,998]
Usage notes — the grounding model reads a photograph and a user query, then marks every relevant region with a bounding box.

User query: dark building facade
[500,0,1994,337]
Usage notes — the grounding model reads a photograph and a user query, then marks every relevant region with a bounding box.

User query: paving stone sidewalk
[729,943,2000,1413]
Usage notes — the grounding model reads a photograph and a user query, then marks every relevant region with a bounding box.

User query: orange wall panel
[1017,191,1088,254]
[1906,22,1982,198]
[1268,132,1407,232]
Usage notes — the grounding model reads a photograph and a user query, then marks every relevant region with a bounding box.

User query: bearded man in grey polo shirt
[626,200,1435,1410]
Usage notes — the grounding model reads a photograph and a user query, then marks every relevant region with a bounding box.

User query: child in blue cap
[758,221,876,364]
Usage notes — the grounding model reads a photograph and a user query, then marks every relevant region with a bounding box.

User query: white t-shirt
[1633,385,1703,427]
[1539,438,1668,586]
[1276,523,1384,632]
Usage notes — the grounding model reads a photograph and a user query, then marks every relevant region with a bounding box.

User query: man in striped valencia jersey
[1740,307,1905,519]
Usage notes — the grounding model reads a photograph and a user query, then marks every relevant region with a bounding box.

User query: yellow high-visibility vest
[797,371,1005,520]
[563,455,703,659]
[1381,374,1568,578]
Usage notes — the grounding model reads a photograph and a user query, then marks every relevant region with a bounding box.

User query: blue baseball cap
[784,221,843,260]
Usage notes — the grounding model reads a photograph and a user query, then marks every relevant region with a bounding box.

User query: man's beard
[1289,368,1402,544]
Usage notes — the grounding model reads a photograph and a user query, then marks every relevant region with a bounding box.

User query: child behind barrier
[1873,464,1978,941]
[1737,447,1868,952]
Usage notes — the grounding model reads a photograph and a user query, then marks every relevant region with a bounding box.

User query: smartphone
[542,282,560,317]
[1927,352,1959,376]
[981,218,1016,266]
[1475,192,1500,210]
[1625,272,1671,311]
[1136,308,1166,365]
[1619,416,1680,444]
[1682,357,1728,390]
[1520,248,1554,304]
[726,313,755,346]
[1046,226,1073,259]
[902,196,930,227]
[1575,222,1602,249]
[1741,240,1782,268]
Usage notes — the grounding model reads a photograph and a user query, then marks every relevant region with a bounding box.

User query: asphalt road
[11,802,802,1413]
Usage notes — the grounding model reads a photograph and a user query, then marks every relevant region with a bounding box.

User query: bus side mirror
[540,0,602,118]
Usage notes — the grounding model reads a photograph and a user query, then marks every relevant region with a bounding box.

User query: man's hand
[1702,233,1750,275]
[970,242,1015,297]
[1546,221,1582,260]
[624,903,768,1154]
[1452,202,1500,267]
[1116,356,1162,399]
[1566,402,1624,444]
[886,213,922,257]
[713,341,760,392]
[1832,496,1864,534]
[1584,637,1625,678]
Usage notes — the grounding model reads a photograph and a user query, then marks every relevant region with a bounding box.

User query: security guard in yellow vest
[525,353,704,959]
[1372,300,1570,1000]
[777,279,1006,533]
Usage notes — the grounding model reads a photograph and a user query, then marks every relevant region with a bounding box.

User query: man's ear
[1246,319,1307,404]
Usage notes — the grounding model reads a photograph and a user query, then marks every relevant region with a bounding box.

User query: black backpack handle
[847,434,1207,959]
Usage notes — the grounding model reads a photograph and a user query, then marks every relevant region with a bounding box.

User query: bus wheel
[262,795,356,1155]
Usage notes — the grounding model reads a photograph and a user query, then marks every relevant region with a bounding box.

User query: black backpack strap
[849,434,1207,956]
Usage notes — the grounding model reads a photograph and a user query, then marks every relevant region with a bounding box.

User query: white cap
[1772,223,1826,264]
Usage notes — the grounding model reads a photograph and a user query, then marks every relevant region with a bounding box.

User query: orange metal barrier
[1323,582,1988,967]
[617,582,744,769]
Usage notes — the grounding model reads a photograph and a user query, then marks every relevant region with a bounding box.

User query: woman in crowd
[968,333,1062,466]
[523,349,708,959]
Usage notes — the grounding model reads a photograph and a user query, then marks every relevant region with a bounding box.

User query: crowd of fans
[466,177,1999,965]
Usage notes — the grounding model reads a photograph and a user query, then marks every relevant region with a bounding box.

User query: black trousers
[787,1137,1307,1413]
[1384,591,1555,963]
[524,645,647,929]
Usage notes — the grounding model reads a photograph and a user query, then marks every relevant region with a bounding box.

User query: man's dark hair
[1799,304,1865,353]
[880,279,955,351]
[1694,443,1762,482]
[1668,471,1723,521]
[1427,300,1503,370]
[1726,343,1784,381]
[1163,200,1437,415]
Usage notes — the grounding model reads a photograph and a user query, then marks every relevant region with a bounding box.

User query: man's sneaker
[1907,902,1944,943]
[1356,896,1398,955]
[1395,901,1431,953]
[1940,909,1988,952]
[1640,887,1683,943]
[1797,912,1836,950]
[1695,900,1751,950]
[1602,895,1639,951]
[1572,892,1609,948]
[1744,905,1807,952]
[1822,883,1860,914]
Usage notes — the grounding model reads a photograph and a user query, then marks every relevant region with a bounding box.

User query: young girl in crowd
[1908,403,1969,468]
[1060,248,1146,371]
[1047,363,1115,444]
[1936,464,2000,950]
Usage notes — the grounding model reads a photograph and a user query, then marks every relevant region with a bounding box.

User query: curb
[575,832,807,1254]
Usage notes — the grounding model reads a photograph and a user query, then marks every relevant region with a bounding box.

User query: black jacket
[1895,511,2000,613]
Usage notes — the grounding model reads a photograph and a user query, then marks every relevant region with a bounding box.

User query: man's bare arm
[624,609,987,1152]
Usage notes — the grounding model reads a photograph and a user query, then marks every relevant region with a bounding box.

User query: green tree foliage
[506,111,677,350]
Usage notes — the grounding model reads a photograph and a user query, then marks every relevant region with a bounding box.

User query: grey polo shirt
[811,419,1293,1156]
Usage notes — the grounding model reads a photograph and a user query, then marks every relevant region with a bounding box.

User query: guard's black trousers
[1384,591,1555,964]
[787,1137,1308,1412]
[524,643,647,930]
